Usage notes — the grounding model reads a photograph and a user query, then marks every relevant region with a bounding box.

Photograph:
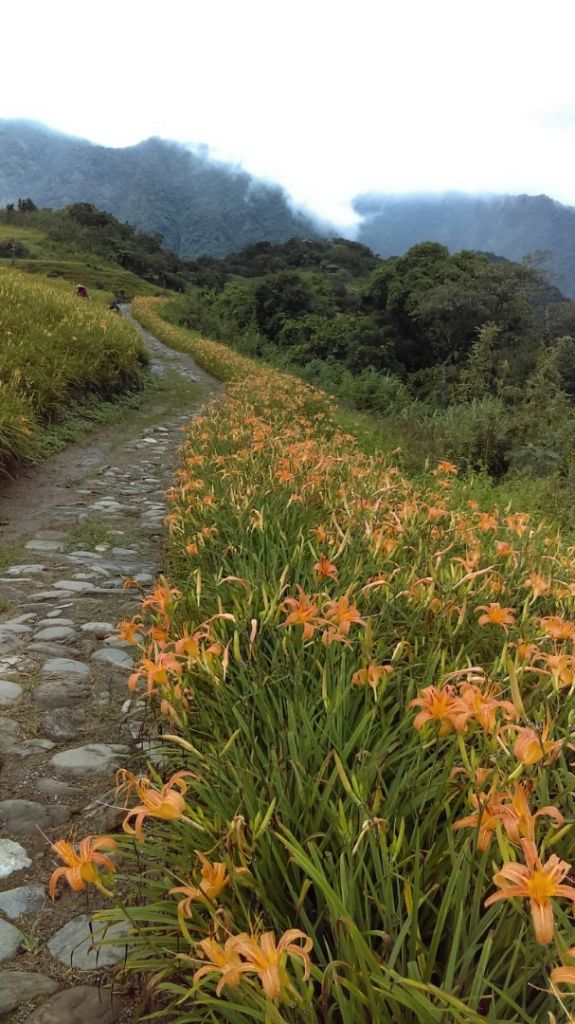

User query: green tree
[253,271,334,341]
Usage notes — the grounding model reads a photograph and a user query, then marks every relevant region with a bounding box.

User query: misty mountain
[0,120,319,258]
[354,192,575,296]
[5,120,575,297]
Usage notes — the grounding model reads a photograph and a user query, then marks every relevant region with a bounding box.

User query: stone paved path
[0,313,219,1022]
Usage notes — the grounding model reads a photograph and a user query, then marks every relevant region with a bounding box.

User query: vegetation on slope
[0,269,147,471]
[0,200,198,294]
[47,301,575,1023]
[162,239,575,521]
[355,192,575,297]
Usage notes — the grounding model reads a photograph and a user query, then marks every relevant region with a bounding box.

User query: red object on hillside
[75,283,89,298]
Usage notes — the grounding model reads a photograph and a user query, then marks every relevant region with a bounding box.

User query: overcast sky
[2,0,575,223]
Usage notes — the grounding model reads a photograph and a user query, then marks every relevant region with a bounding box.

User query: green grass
[27,378,157,461]
[0,258,161,299]
[0,542,27,570]
[0,224,47,251]
[66,515,118,550]
[0,268,149,473]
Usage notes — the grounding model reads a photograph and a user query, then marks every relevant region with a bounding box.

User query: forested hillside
[0,121,319,258]
[355,192,575,296]
[166,237,575,515]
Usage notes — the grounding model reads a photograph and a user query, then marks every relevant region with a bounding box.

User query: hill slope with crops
[44,298,575,1023]
[0,269,147,471]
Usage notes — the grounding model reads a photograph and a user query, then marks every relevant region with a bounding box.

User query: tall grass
[51,298,575,1022]
[0,269,147,470]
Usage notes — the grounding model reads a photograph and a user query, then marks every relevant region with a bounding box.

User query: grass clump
[0,542,26,571]
[0,269,148,472]
[66,515,117,551]
[50,300,575,1022]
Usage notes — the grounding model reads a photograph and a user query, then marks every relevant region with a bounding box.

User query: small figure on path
[75,283,90,298]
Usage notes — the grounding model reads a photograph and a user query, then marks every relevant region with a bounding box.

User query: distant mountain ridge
[354,192,575,296]
[4,121,575,295]
[0,120,319,258]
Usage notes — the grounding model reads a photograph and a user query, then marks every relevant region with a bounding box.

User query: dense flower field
[0,270,147,469]
[51,298,575,1022]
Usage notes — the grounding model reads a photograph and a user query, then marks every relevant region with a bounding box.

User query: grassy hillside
[0,202,200,296]
[0,269,147,472]
[50,299,575,1023]
[14,258,160,298]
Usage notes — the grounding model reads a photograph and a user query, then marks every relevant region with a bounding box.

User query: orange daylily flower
[509,783,564,842]
[170,853,231,911]
[49,835,117,898]
[515,639,540,663]
[281,587,319,640]
[129,651,182,694]
[505,512,529,537]
[313,555,338,580]
[486,576,506,596]
[276,469,295,484]
[453,783,563,851]
[434,460,458,475]
[117,769,191,842]
[512,723,564,766]
[523,573,549,598]
[538,615,575,641]
[555,580,575,600]
[452,548,482,574]
[477,512,498,532]
[408,685,470,736]
[193,937,244,995]
[142,583,181,616]
[427,505,447,521]
[230,929,313,999]
[550,947,575,990]
[459,682,518,732]
[485,838,575,944]
[475,603,516,631]
[116,618,142,644]
[453,787,518,851]
[534,652,575,690]
[148,624,169,646]
[122,576,140,590]
[351,663,393,694]
[322,595,366,636]
[174,629,203,661]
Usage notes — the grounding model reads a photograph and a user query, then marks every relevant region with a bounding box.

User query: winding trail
[0,312,219,1023]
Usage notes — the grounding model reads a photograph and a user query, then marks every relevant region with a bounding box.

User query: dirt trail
[0,310,218,544]
[0,311,219,1023]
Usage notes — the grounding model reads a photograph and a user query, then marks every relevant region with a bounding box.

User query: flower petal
[530,899,554,944]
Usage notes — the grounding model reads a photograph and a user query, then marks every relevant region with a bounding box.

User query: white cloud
[2,0,575,221]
